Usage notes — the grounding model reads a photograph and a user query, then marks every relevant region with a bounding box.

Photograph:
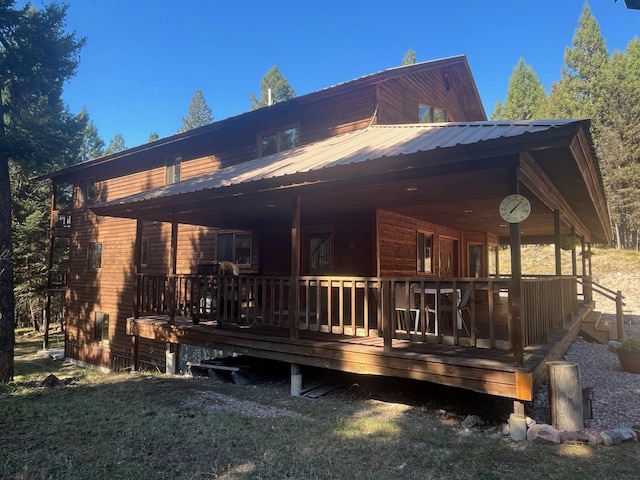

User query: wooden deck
[126,300,592,401]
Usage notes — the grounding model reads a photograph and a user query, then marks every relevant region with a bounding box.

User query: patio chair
[441,288,472,336]
[395,283,420,332]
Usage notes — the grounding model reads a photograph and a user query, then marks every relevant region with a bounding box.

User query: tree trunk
[615,222,621,250]
[30,298,39,332]
[0,98,16,383]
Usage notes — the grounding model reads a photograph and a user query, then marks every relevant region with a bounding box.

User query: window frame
[417,231,434,274]
[216,232,252,266]
[258,124,299,157]
[94,311,109,342]
[418,105,448,123]
[88,242,103,271]
[306,226,334,275]
[141,238,149,267]
[78,177,96,204]
[165,155,182,185]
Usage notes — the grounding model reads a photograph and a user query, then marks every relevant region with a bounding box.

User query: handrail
[577,277,625,304]
[577,276,626,340]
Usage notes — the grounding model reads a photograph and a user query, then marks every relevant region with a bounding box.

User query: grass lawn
[1,330,639,479]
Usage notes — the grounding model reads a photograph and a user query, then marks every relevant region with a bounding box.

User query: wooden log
[547,361,584,432]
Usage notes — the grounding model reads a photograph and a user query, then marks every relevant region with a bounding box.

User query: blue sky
[54,0,640,149]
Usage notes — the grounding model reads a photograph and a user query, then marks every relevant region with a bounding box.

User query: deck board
[127,304,591,401]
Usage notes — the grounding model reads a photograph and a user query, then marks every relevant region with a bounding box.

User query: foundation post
[290,363,302,397]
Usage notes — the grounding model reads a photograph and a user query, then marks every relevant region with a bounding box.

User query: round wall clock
[499,194,531,223]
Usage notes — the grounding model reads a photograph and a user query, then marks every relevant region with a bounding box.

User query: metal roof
[95,120,585,210]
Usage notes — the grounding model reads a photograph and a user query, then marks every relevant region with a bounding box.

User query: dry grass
[2,327,640,479]
[501,246,640,315]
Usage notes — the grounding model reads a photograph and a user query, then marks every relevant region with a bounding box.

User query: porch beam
[554,210,561,276]
[290,196,301,340]
[133,219,143,319]
[570,226,577,276]
[507,164,524,367]
[169,218,178,325]
[570,132,612,243]
[519,153,589,238]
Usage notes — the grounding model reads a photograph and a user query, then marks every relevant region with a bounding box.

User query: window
[488,245,498,276]
[88,242,102,270]
[78,177,96,204]
[217,232,252,266]
[308,228,333,274]
[419,105,448,123]
[141,238,149,266]
[165,155,182,185]
[94,312,109,342]
[259,126,299,157]
[417,232,433,274]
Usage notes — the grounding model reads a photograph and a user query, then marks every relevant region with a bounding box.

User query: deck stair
[580,310,615,344]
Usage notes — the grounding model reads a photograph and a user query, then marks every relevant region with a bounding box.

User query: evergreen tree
[177,89,213,133]
[104,134,126,155]
[493,59,546,120]
[490,100,505,120]
[249,66,295,110]
[148,132,159,142]
[597,41,640,248]
[0,0,85,381]
[402,49,416,65]
[541,4,609,120]
[78,108,105,162]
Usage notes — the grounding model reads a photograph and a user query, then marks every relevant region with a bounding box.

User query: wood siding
[376,209,461,277]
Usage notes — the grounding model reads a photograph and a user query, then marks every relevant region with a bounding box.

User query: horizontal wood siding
[377,209,461,277]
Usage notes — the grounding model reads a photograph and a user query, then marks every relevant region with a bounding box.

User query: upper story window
[78,177,96,204]
[419,105,448,123]
[217,232,252,266]
[259,125,299,157]
[165,155,182,185]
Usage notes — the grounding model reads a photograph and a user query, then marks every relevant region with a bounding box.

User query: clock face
[499,194,531,223]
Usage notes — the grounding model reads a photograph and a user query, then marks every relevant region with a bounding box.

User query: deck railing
[134,273,581,361]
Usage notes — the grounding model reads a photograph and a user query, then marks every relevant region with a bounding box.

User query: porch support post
[570,226,577,276]
[131,335,139,372]
[166,342,177,375]
[554,210,562,276]
[290,363,302,396]
[290,196,301,340]
[580,237,586,277]
[133,219,143,319]
[507,163,524,367]
[169,218,178,325]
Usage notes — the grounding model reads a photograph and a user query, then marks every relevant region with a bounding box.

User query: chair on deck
[441,288,472,336]
[395,283,420,332]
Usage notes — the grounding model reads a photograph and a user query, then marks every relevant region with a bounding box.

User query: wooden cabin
[40,56,613,408]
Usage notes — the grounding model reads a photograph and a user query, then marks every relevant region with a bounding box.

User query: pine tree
[148,132,159,142]
[493,59,546,120]
[541,4,609,120]
[249,66,295,110]
[0,0,85,381]
[104,134,126,155]
[177,89,213,133]
[402,49,416,65]
[78,108,105,162]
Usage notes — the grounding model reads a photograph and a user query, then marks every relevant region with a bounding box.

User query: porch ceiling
[91,120,612,244]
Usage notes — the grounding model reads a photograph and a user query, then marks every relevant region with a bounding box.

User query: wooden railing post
[616,291,625,340]
[382,280,392,352]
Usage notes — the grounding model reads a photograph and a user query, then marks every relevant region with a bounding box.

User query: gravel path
[530,315,640,430]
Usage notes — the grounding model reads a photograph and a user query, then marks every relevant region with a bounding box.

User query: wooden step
[580,311,612,344]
